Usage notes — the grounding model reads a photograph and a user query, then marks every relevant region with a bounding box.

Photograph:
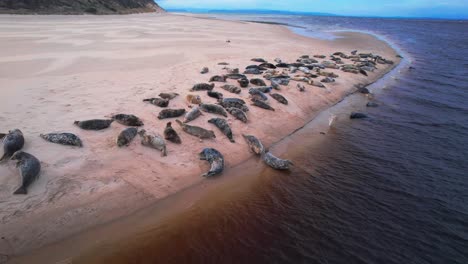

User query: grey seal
[243,68,264,75]
[250,78,266,86]
[40,133,82,147]
[255,86,272,93]
[242,134,264,155]
[164,122,182,144]
[225,73,247,80]
[275,63,290,68]
[270,93,288,105]
[237,78,249,88]
[112,114,144,126]
[191,83,215,91]
[227,107,248,123]
[251,58,267,63]
[74,119,113,130]
[199,104,228,117]
[159,93,179,100]
[143,98,170,107]
[158,109,186,119]
[207,91,224,99]
[262,151,293,170]
[321,77,335,83]
[184,106,203,123]
[139,129,167,157]
[175,120,216,139]
[249,88,268,101]
[199,148,224,177]
[221,84,241,94]
[200,67,209,74]
[1,129,25,162]
[251,98,275,111]
[218,98,249,112]
[209,75,227,82]
[117,127,138,147]
[11,151,41,195]
[259,62,277,69]
[366,102,379,107]
[350,112,368,119]
[208,118,235,143]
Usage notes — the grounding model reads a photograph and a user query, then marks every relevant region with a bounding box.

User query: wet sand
[0,13,399,261]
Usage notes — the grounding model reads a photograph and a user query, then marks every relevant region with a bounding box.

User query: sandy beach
[0,13,399,261]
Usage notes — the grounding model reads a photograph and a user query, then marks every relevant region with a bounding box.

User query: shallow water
[79,16,468,263]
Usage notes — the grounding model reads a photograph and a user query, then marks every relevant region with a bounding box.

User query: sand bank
[0,13,399,261]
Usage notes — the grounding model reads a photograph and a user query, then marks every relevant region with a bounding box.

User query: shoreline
[0,13,400,262]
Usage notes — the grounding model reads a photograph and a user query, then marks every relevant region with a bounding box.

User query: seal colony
[0,50,396,195]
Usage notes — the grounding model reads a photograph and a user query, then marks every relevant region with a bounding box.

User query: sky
[157,0,468,18]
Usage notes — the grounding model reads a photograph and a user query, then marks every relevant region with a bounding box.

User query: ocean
[80,15,468,263]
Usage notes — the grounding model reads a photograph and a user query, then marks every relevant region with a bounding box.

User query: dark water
[83,16,468,264]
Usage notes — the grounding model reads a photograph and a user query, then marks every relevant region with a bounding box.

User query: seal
[218,98,249,112]
[184,106,203,123]
[227,107,248,123]
[199,104,228,117]
[175,119,216,139]
[350,112,368,119]
[271,79,280,90]
[242,134,264,155]
[74,119,113,130]
[186,94,203,105]
[313,55,326,59]
[159,93,179,100]
[255,86,272,93]
[164,122,182,144]
[251,98,275,111]
[199,148,224,177]
[209,75,227,82]
[40,133,82,147]
[251,58,266,63]
[243,68,263,75]
[221,84,241,94]
[250,78,266,86]
[262,151,293,170]
[225,73,247,80]
[200,67,209,74]
[224,68,240,74]
[139,129,167,156]
[297,83,305,92]
[270,93,288,105]
[366,102,379,107]
[143,98,169,107]
[1,129,24,162]
[112,114,144,126]
[208,118,235,143]
[117,127,138,147]
[11,151,41,195]
[158,109,186,120]
[274,58,282,63]
[207,91,224,100]
[249,88,268,101]
[259,62,277,69]
[275,63,290,68]
[237,78,249,88]
[191,83,215,91]
[218,62,229,65]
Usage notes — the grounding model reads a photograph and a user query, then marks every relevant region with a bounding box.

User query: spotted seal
[191,83,215,91]
[199,148,224,177]
[227,107,248,123]
[209,75,227,82]
[117,127,138,147]
[164,122,181,144]
[275,63,290,68]
[159,93,179,100]
[74,119,113,130]
[350,112,368,119]
[186,94,202,105]
[221,84,241,94]
[1,129,25,162]
[255,87,272,93]
[184,106,203,123]
[225,73,247,80]
[208,118,235,143]
[366,102,379,107]
[139,129,167,156]
[321,77,335,83]
[158,109,186,120]
[262,151,293,170]
[270,93,288,105]
[251,98,275,111]
[243,68,263,75]
[249,88,268,101]
[112,114,144,127]
[200,67,209,74]
[40,133,82,147]
[11,151,41,194]
[199,104,228,117]
[250,78,266,86]
[237,78,249,88]
[242,134,264,155]
[175,120,216,139]
[218,98,249,112]
[143,98,170,107]
[251,58,266,63]
[207,91,224,99]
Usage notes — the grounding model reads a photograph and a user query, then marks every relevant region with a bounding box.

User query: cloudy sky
[157,0,468,18]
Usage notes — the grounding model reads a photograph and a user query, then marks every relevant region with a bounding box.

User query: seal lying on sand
[199,148,224,177]
[164,122,181,144]
[74,119,113,130]
[262,151,293,170]
[270,93,288,105]
[158,109,186,119]
[159,93,179,100]
[207,91,223,99]
[11,151,41,194]
[1,129,25,162]
[200,67,209,74]
[259,63,276,69]
[117,127,138,147]
[143,98,170,107]
[238,78,249,88]
[350,112,368,119]
[191,83,215,91]
[199,104,228,117]
[176,120,216,140]
[225,73,246,80]
[40,133,82,147]
[184,106,203,123]
[218,98,249,112]
[208,118,235,143]
[139,130,167,156]
[186,94,202,105]
[221,84,241,94]
[251,58,266,63]
[249,88,268,101]
[227,108,248,123]
[209,75,227,82]
[251,98,275,111]
[112,114,144,126]
[242,134,264,155]
[255,87,272,93]
[250,78,266,86]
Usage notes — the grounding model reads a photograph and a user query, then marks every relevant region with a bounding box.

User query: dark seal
[112,114,144,126]
[199,148,224,177]
[143,98,170,107]
[250,78,267,86]
[251,98,275,111]
[158,109,186,119]
[1,129,25,162]
[11,151,41,195]
[191,83,215,91]
[208,118,235,143]
[117,127,138,147]
[262,151,293,170]
[175,120,216,139]
[74,119,113,130]
[350,112,368,119]
[270,93,288,105]
[164,122,182,144]
[40,133,82,147]
[207,91,224,99]
[199,104,228,117]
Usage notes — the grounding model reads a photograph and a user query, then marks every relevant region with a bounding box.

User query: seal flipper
[0,133,6,140]
[13,186,27,195]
